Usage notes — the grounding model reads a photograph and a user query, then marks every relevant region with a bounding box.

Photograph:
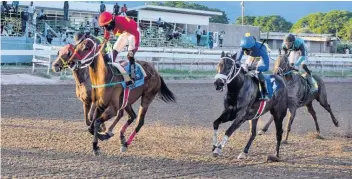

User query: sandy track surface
[1,83,352,178]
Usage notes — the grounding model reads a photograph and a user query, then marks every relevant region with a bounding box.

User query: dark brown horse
[258,54,339,143]
[60,37,176,155]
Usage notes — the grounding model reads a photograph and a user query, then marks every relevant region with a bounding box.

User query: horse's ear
[231,52,237,60]
[221,51,225,58]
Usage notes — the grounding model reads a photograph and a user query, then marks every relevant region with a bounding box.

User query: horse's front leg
[83,103,92,126]
[213,110,246,157]
[92,106,116,156]
[212,110,231,152]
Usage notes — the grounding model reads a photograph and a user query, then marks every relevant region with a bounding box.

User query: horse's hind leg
[120,92,157,152]
[316,91,339,127]
[306,102,322,139]
[119,105,137,145]
[258,116,274,135]
[238,118,258,159]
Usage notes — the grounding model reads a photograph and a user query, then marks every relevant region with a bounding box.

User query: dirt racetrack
[1,82,352,178]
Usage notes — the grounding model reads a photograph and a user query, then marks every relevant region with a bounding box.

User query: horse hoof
[97,133,110,141]
[93,147,100,156]
[266,155,280,162]
[213,147,222,157]
[212,145,217,152]
[258,130,266,135]
[107,131,114,137]
[120,145,128,153]
[281,140,288,144]
[315,135,324,140]
[237,152,248,159]
[88,127,94,135]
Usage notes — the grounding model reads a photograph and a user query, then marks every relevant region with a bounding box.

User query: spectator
[37,9,47,21]
[91,16,99,36]
[84,21,91,35]
[2,1,10,16]
[61,30,67,44]
[196,26,202,46]
[47,31,53,44]
[64,1,69,20]
[12,1,19,16]
[113,2,120,15]
[121,4,127,16]
[100,1,106,14]
[208,32,214,49]
[20,7,29,35]
[219,30,225,47]
[156,17,162,27]
[28,1,35,24]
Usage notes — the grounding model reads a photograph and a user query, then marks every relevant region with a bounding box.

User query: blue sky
[118,1,352,23]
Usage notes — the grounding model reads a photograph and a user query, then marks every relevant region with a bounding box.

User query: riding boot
[302,64,318,93]
[127,51,135,86]
[112,50,118,62]
[258,72,269,100]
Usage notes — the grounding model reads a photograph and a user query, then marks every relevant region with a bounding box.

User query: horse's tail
[159,76,176,103]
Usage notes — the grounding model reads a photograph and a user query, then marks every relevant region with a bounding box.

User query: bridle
[215,56,242,84]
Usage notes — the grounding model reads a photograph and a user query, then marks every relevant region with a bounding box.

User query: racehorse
[213,52,288,161]
[52,45,108,131]
[258,54,339,142]
[56,37,176,155]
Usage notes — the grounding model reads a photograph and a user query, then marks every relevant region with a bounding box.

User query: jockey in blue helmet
[236,33,270,100]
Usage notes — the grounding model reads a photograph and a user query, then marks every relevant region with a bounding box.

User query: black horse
[258,54,339,142]
[213,52,288,161]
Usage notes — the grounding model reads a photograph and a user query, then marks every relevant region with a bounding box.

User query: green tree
[148,1,229,24]
[291,10,352,41]
[235,15,292,32]
[340,18,352,41]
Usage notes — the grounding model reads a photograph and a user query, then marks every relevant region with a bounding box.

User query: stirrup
[125,80,134,87]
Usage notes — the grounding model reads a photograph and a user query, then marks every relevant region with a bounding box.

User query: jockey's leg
[127,34,137,82]
[257,61,269,100]
[113,32,133,85]
[302,63,318,93]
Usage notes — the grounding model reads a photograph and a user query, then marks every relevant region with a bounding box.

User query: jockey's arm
[295,43,307,67]
[257,47,269,72]
[103,29,110,41]
[236,48,244,62]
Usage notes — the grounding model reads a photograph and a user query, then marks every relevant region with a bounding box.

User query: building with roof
[260,32,337,53]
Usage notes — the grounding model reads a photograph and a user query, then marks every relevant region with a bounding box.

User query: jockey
[282,34,317,93]
[98,11,140,86]
[236,33,270,100]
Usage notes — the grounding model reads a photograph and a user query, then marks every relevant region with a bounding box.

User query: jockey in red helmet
[99,11,140,85]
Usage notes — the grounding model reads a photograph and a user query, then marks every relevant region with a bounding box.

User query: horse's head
[52,44,77,72]
[67,37,100,68]
[273,54,290,75]
[214,51,240,91]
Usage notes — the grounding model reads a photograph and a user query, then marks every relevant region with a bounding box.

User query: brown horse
[52,47,108,131]
[61,37,176,155]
